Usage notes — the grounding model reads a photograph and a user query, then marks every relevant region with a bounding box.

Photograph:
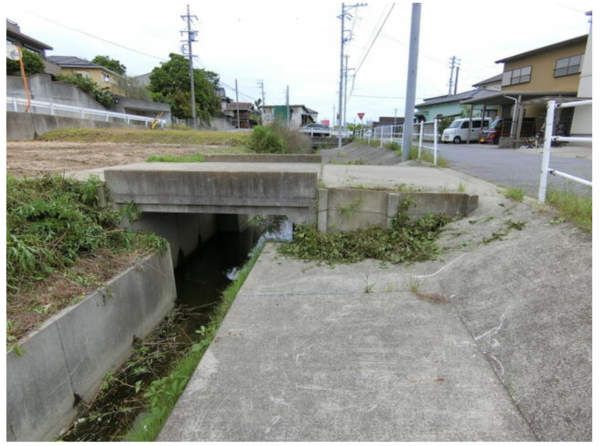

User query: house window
[554,54,583,77]
[103,73,110,82]
[501,66,532,86]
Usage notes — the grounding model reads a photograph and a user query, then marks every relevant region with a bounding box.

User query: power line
[16,7,167,62]
[348,4,395,101]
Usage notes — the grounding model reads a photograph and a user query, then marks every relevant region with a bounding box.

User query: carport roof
[460,91,577,106]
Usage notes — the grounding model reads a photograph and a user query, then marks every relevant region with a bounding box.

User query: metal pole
[454,65,460,95]
[401,3,421,162]
[184,4,197,129]
[235,79,240,129]
[448,56,455,95]
[343,54,349,131]
[538,100,556,203]
[433,118,438,165]
[286,85,290,128]
[338,3,345,149]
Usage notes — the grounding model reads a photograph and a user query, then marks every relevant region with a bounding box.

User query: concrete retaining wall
[318,188,478,233]
[6,249,177,442]
[203,154,322,163]
[7,111,137,141]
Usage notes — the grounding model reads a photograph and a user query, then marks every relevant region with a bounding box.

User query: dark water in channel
[175,217,292,310]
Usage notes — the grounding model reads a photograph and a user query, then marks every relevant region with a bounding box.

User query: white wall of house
[571,22,593,137]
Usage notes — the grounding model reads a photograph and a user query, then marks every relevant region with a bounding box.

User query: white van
[441,117,492,144]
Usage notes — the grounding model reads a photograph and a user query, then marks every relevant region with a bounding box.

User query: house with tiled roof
[47,55,125,95]
[224,102,260,128]
[6,19,61,75]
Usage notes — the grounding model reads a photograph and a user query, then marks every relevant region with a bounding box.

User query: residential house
[261,105,318,129]
[6,19,60,75]
[224,102,260,129]
[461,34,588,145]
[571,12,592,137]
[373,116,405,128]
[415,75,502,122]
[47,56,125,95]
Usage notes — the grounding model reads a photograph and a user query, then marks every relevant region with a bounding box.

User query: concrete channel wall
[7,111,137,141]
[6,249,177,442]
[203,154,322,163]
[318,188,478,233]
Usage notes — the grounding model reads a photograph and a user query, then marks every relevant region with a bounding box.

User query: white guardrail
[7,97,167,127]
[538,99,592,203]
[355,119,441,165]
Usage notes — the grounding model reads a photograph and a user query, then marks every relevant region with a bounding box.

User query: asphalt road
[436,143,592,197]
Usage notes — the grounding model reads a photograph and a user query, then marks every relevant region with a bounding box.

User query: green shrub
[6,48,45,77]
[248,125,285,153]
[55,73,115,107]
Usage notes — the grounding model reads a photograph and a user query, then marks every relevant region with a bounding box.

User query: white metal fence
[7,97,167,127]
[538,99,592,203]
[355,119,441,165]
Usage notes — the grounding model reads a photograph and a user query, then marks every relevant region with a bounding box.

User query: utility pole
[257,80,266,106]
[235,79,240,129]
[338,2,367,148]
[343,54,354,130]
[286,85,290,128]
[181,5,198,129]
[401,3,421,162]
[448,55,456,95]
[454,64,460,95]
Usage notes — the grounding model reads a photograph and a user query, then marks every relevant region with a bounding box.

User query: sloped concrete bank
[7,249,177,442]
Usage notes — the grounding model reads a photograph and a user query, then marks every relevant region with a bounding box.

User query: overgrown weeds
[279,198,453,265]
[503,187,525,202]
[248,122,312,154]
[546,189,592,232]
[409,146,451,167]
[7,175,167,342]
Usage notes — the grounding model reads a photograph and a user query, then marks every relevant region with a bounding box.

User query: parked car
[300,123,331,137]
[479,118,537,144]
[441,117,492,144]
[479,118,504,144]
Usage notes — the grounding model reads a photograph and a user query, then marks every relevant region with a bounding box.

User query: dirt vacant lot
[6,141,245,177]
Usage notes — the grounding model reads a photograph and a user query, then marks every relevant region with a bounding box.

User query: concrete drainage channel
[7,157,484,441]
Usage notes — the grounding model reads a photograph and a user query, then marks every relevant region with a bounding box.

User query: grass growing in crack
[146,154,205,163]
[503,187,525,202]
[123,243,265,442]
[457,182,466,193]
[279,198,453,266]
[406,277,424,293]
[362,272,376,293]
[546,189,592,232]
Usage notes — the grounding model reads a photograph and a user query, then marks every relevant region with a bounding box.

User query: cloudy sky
[7,0,593,124]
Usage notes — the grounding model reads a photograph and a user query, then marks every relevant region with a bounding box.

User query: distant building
[261,105,317,129]
[47,55,125,95]
[224,102,260,129]
[373,116,405,128]
[6,19,60,75]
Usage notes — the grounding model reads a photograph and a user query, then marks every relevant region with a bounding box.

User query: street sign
[357,113,365,120]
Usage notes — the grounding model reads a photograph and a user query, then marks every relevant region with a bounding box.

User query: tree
[55,73,115,108]
[6,48,45,77]
[149,53,221,123]
[92,55,126,76]
[116,76,152,101]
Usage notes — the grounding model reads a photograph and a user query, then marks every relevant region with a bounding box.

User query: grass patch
[279,198,452,265]
[123,243,265,441]
[39,128,251,146]
[409,146,450,168]
[248,122,312,154]
[6,175,167,344]
[546,189,592,232]
[503,187,525,202]
[146,154,205,163]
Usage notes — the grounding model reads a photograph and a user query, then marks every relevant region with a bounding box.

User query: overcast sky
[7,0,593,124]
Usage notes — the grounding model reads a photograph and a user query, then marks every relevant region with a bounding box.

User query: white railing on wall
[7,97,167,127]
[538,99,592,203]
[355,119,441,165]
